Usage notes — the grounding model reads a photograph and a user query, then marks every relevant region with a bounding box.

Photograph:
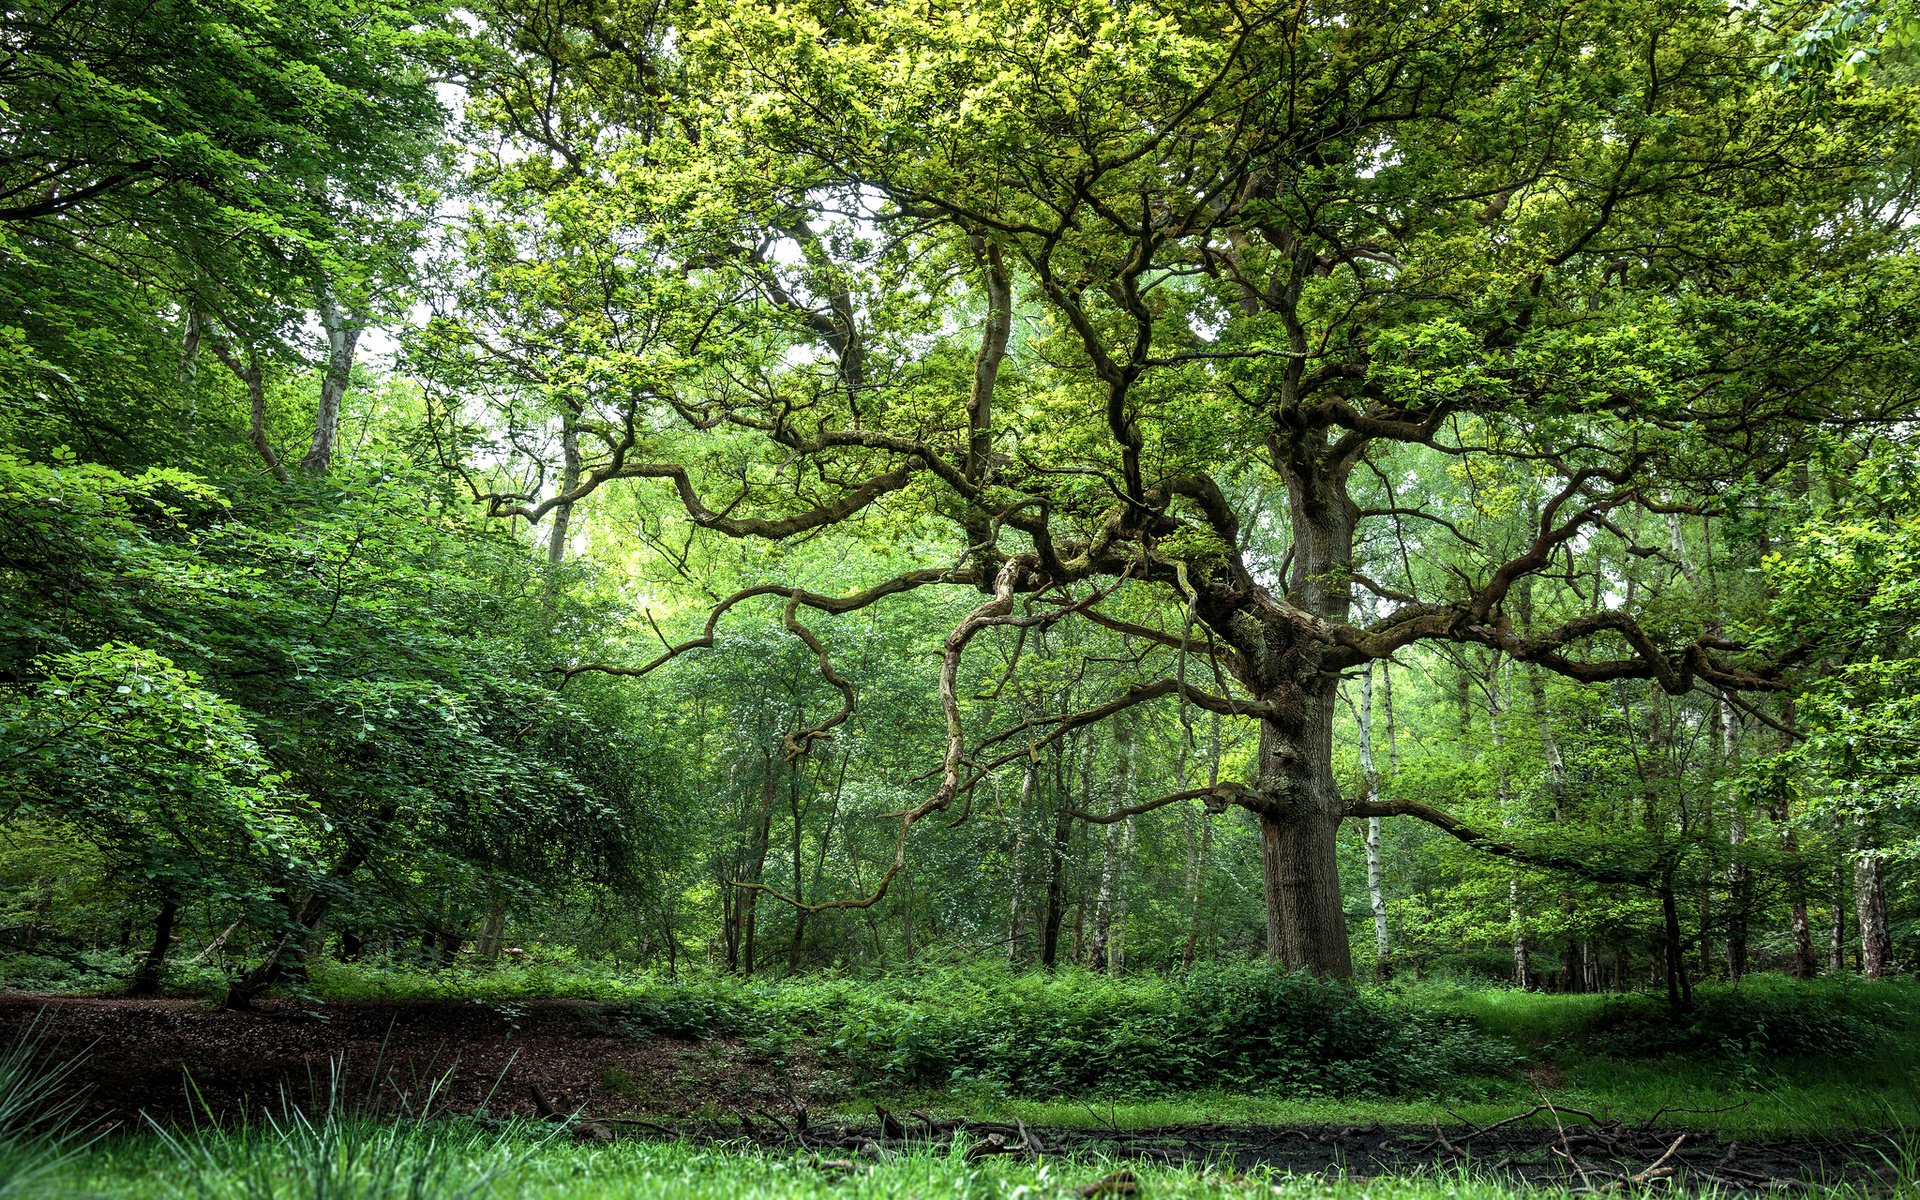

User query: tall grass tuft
[0,1011,94,1199]
[153,1057,549,1200]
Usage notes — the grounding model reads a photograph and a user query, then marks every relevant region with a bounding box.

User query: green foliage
[1560,977,1898,1062]
[152,1061,547,1200]
[0,1013,94,1199]
[789,965,1520,1099]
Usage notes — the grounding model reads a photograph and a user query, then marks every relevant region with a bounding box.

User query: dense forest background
[4,0,1920,1009]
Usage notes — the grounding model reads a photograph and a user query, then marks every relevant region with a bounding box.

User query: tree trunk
[547,413,583,565]
[1008,760,1036,962]
[1182,713,1222,969]
[1088,719,1134,973]
[1355,665,1389,980]
[226,812,389,1009]
[1196,456,1358,978]
[1829,859,1849,973]
[303,284,362,475]
[1721,693,1749,982]
[475,901,508,963]
[734,758,779,977]
[1660,879,1692,1011]
[1856,846,1891,980]
[129,893,178,996]
[1040,787,1073,971]
[788,763,808,970]
[1254,681,1352,978]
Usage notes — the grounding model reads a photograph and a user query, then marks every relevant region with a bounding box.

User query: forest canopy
[3,0,1919,1006]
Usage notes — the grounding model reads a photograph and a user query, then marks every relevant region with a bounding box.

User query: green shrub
[1572,977,1897,1061]
[727,964,1523,1099]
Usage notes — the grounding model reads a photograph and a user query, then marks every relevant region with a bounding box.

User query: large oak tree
[429,0,1920,976]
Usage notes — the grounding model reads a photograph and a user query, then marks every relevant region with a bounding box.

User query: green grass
[39,1134,1906,1200]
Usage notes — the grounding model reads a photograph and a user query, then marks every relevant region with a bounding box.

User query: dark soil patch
[0,995,1889,1191]
[0,993,817,1129]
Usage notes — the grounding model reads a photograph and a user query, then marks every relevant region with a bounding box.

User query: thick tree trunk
[129,893,177,996]
[1192,454,1359,978]
[1790,891,1817,978]
[1486,657,1530,989]
[1254,682,1352,978]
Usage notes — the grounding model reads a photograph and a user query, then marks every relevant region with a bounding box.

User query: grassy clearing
[248,962,1920,1136]
[40,1134,1910,1200]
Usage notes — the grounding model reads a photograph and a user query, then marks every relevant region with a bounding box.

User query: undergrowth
[300,958,1920,1112]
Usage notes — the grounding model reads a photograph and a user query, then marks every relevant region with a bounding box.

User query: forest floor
[2,993,1905,1193]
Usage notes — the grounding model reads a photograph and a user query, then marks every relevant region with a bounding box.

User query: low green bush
[589,964,1524,1099]
[1569,976,1901,1061]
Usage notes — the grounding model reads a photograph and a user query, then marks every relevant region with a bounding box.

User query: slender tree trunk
[211,339,289,483]
[1721,694,1749,982]
[1856,836,1891,981]
[788,764,808,970]
[1089,720,1134,972]
[1008,760,1035,963]
[475,900,508,963]
[303,285,362,475]
[1040,780,1073,971]
[735,759,779,978]
[1829,859,1849,973]
[129,893,178,996]
[1355,665,1389,980]
[1183,713,1222,969]
[547,414,582,565]
[1660,879,1693,1011]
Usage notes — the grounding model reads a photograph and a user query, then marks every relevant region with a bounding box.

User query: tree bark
[734,758,780,977]
[1721,693,1749,982]
[302,284,362,475]
[129,892,177,996]
[1356,664,1389,980]
[475,900,508,963]
[1008,759,1036,963]
[1660,879,1692,1011]
[1182,712,1222,969]
[1254,680,1352,977]
[1486,655,1530,989]
[1829,859,1848,973]
[1843,829,1889,979]
[1088,718,1134,973]
[1856,836,1891,980]
[1040,766,1073,971]
[547,413,583,565]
